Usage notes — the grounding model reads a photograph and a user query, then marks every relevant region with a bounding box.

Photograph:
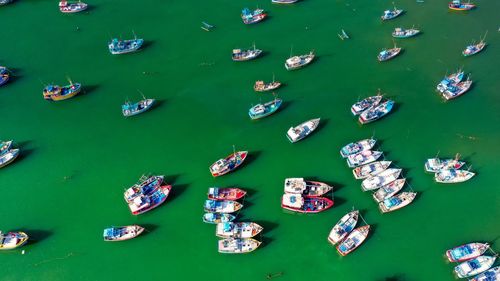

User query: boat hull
[210,151,248,177]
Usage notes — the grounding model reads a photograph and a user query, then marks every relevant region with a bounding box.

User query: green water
[1,0,499,280]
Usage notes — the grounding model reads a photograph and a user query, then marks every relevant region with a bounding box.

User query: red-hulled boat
[448,0,475,11]
[281,194,333,213]
[208,187,247,201]
[128,185,172,215]
[209,149,248,177]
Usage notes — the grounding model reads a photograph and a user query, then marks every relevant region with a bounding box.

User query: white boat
[435,169,475,183]
[285,51,314,70]
[425,156,465,173]
[346,150,383,168]
[232,44,262,61]
[336,225,370,256]
[286,118,320,143]
[0,149,19,168]
[361,168,401,191]
[469,266,500,281]
[353,161,392,179]
[0,231,29,250]
[454,256,496,278]
[218,238,261,254]
[216,222,263,238]
[327,210,359,245]
[373,178,406,203]
[379,192,417,213]
[351,94,383,115]
[340,138,376,158]
[284,178,332,197]
[442,79,473,100]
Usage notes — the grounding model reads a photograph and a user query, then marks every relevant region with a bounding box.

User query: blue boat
[470,266,500,281]
[241,8,266,24]
[202,213,236,224]
[249,98,282,120]
[122,98,155,117]
[359,100,394,124]
[203,200,243,213]
[108,35,144,55]
[124,175,164,203]
[0,67,10,86]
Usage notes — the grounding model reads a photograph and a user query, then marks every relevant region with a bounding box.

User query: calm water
[0,0,499,280]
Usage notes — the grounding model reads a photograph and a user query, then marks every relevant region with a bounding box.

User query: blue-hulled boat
[108,35,144,55]
[0,67,10,86]
[241,8,267,24]
[381,7,403,20]
[122,98,155,117]
[103,225,144,241]
[204,200,243,213]
[470,266,500,281]
[202,213,236,224]
[359,100,394,124]
[249,98,282,120]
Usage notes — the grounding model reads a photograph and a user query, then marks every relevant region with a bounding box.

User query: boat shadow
[260,236,275,249]
[141,40,154,51]
[165,174,181,185]
[242,187,258,197]
[253,220,279,234]
[4,67,23,84]
[376,274,407,281]
[15,148,35,163]
[278,100,292,113]
[140,224,159,237]
[243,150,261,169]
[333,196,346,207]
[81,84,99,96]
[151,99,165,111]
[24,229,52,245]
[169,183,189,202]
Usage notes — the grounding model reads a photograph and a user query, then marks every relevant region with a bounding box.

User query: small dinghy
[328,210,359,245]
[435,169,475,183]
[351,94,383,115]
[469,266,500,281]
[373,178,406,203]
[254,75,281,92]
[202,213,236,224]
[454,256,496,279]
[437,70,465,93]
[218,238,261,254]
[208,187,246,201]
[442,78,472,100]
[286,118,320,143]
[128,185,172,215]
[449,0,476,11]
[284,178,333,197]
[425,156,465,173]
[241,8,267,24]
[346,150,383,168]
[0,231,29,250]
[59,1,87,13]
[209,149,248,177]
[124,175,164,203]
[379,192,417,213]
[285,51,315,70]
[0,140,13,155]
[446,242,490,262]
[0,67,10,86]
[43,80,81,101]
[381,6,403,20]
[0,149,19,168]
[216,222,263,238]
[122,98,155,117]
[340,138,376,158]
[204,200,243,213]
[281,194,333,213]
[392,27,420,38]
[249,98,282,120]
[103,225,144,241]
[359,100,394,124]
[353,161,392,179]
[336,225,370,256]
[108,36,143,55]
[378,46,402,62]
[232,44,262,61]
[361,168,401,191]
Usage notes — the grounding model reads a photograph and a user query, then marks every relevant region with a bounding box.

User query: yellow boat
[43,79,81,101]
[0,231,29,250]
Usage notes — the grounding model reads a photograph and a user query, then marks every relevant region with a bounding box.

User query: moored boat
[241,8,267,24]
[353,161,392,179]
[449,0,476,11]
[232,44,262,61]
[108,36,144,55]
[361,168,402,191]
[392,27,420,38]
[208,187,247,201]
[446,242,490,263]
[379,192,417,213]
[124,175,164,203]
[454,256,496,279]
[0,67,10,86]
[336,225,370,256]
[128,185,172,215]
[425,155,465,173]
[340,138,376,158]
[435,169,475,183]
[249,97,282,120]
[351,94,383,115]
[0,140,13,155]
[378,47,402,61]
[122,98,155,117]
[272,0,299,3]
[373,178,406,203]
[286,118,320,143]
[381,7,403,20]
[103,225,144,241]
[359,100,394,124]
[216,222,263,238]
[204,200,243,213]
[0,231,29,250]
[0,149,19,168]
[0,0,13,6]
[346,150,383,168]
[328,210,359,245]
[218,238,261,254]
[284,178,333,197]
[463,40,486,57]
[202,213,236,224]
[43,80,81,101]
[281,194,333,213]
[59,1,87,13]
[442,78,472,100]
[254,75,281,92]
[437,70,465,93]
[469,266,500,281]
[209,149,248,177]
[285,51,314,70]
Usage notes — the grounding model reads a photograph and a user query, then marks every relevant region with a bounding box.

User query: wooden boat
[454,256,496,279]
[254,75,281,92]
[0,66,10,86]
[208,187,246,201]
[353,161,392,179]
[425,155,465,173]
[381,7,403,20]
[202,213,236,224]
[281,194,333,213]
[218,238,261,254]
[0,140,13,155]
[204,200,243,213]
[103,225,144,241]
[336,225,370,256]
[442,78,472,100]
[122,98,155,117]
[373,178,406,203]
[128,185,172,215]
[285,51,314,70]
[361,168,401,191]
[0,231,29,250]
[463,39,486,57]
[392,27,420,38]
[124,175,164,203]
[436,69,465,93]
[108,35,143,55]
[241,8,267,24]
[379,192,417,213]
[43,80,81,101]
[378,46,402,61]
[435,169,475,183]
[232,44,262,61]
[249,98,282,120]
[449,0,476,11]
[328,210,359,245]
[446,242,490,262]
[346,150,383,168]
[359,100,394,124]
[0,149,19,168]
[216,222,263,238]
[59,1,87,13]
[286,118,320,143]
[351,94,383,115]
[340,138,376,158]
[469,266,500,281]
[284,178,333,197]
[209,149,248,177]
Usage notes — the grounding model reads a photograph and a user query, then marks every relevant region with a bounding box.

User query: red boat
[208,187,247,201]
[281,194,333,213]
[448,0,475,10]
[128,185,172,215]
[209,150,248,177]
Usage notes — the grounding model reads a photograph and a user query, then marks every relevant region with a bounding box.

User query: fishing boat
[216,222,263,238]
[463,37,487,57]
[103,225,144,241]
[340,138,376,158]
[248,97,282,120]
[0,231,29,250]
[122,98,155,117]
[124,175,164,203]
[454,256,497,279]
[351,94,383,115]
[108,35,144,55]
[59,1,88,13]
[436,69,465,93]
[0,149,19,168]
[43,80,81,101]
[241,8,267,24]
[254,75,281,92]
[128,185,172,215]
[469,266,500,281]
[392,27,420,38]
[378,46,402,61]
[218,238,261,254]
[347,150,383,168]
[281,194,333,213]
[327,210,359,245]
[336,225,370,256]
[285,51,315,70]
[359,100,394,124]
[204,200,243,213]
[202,213,236,224]
[441,78,472,100]
[284,178,333,197]
[435,169,475,183]
[0,67,10,86]
[0,0,13,5]
[0,140,13,155]
[208,187,247,201]
[286,118,320,143]
[425,155,465,173]
[232,44,262,61]
[449,0,476,11]
[379,192,416,213]
[353,161,392,179]
[381,6,403,20]
[361,168,402,191]
[373,179,406,203]
[209,149,248,177]
[338,29,349,40]
[446,242,490,263]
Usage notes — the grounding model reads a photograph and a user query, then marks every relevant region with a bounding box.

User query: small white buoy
[21,250,25,255]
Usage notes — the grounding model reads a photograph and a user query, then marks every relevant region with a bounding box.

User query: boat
[0,140,13,155]
[338,29,349,40]
[124,175,164,203]
[0,231,29,250]
[361,168,402,191]
[0,67,10,86]
[463,36,487,57]
[378,45,402,61]
[103,225,144,241]
[209,149,248,177]
[340,138,376,158]
[241,8,267,24]
[0,149,19,168]
[425,155,465,173]
[254,75,281,92]
[281,194,333,213]
[108,35,144,55]
[218,238,261,254]
[232,44,262,61]
[285,51,315,70]
[373,178,406,203]
[454,256,497,279]
[59,1,87,13]
[122,98,155,117]
[43,80,81,101]
[248,97,282,120]
[284,178,333,197]
[446,242,490,263]
[286,118,320,143]
[208,187,247,201]
[381,6,403,20]
[201,22,214,31]
[379,192,417,213]
[272,0,299,3]
[336,225,370,256]
[353,161,392,179]
[392,27,420,38]
[128,185,172,215]
[202,213,236,224]
[441,77,472,100]
[204,200,243,213]
[449,0,476,11]
[327,210,359,245]
[350,94,383,115]
[469,266,500,281]
[437,69,465,93]
[346,150,383,168]
[216,222,263,238]
[435,169,475,183]
[0,0,13,5]
[359,100,394,124]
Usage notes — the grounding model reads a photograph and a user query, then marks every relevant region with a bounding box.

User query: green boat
[248,98,282,120]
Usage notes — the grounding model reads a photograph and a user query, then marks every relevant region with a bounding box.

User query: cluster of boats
[281,178,334,213]
[445,242,498,279]
[125,175,172,215]
[436,69,473,100]
[249,75,283,120]
[327,210,371,256]
[351,93,394,124]
[425,154,475,183]
[0,140,20,169]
